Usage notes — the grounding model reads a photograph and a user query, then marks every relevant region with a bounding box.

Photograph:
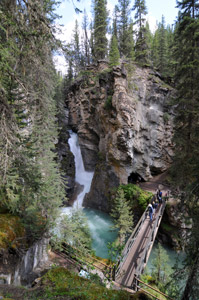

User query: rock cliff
[65,62,175,212]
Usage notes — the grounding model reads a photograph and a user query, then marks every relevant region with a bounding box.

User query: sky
[54,0,179,73]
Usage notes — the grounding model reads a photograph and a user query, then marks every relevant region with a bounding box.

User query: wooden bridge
[114,200,166,289]
[55,197,170,299]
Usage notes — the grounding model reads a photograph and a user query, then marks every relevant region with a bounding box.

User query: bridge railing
[133,276,174,300]
[114,205,149,278]
[115,200,166,282]
[134,201,166,279]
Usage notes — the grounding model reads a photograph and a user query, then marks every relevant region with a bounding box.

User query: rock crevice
[65,63,175,212]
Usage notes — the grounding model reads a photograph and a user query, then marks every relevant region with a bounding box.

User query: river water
[146,241,185,273]
[62,131,184,270]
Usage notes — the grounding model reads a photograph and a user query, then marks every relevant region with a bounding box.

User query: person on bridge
[158,190,163,204]
[156,189,162,204]
[148,203,153,221]
[151,195,158,210]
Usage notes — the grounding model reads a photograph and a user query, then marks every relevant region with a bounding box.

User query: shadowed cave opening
[128,172,145,184]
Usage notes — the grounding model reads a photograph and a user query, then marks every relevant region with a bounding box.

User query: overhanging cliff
[65,61,175,212]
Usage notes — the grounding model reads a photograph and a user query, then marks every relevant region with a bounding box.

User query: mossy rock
[41,266,135,299]
[0,214,26,250]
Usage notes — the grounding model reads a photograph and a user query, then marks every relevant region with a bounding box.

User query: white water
[62,131,184,264]
[60,131,117,258]
[65,131,94,209]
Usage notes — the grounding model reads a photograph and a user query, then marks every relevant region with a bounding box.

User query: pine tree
[133,0,150,65]
[151,243,172,290]
[93,0,108,60]
[165,24,175,78]
[171,1,199,298]
[172,0,199,188]
[53,209,92,256]
[116,0,134,58]
[82,9,90,66]
[133,0,147,30]
[112,6,119,39]
[109,35,120,66]
[151,23,159,69]
[111,189,133,245]
[126,21,135,60]
[73,20,81,76]
[0,0,66,239]
[157,15,167,76]
[151,19,174,77]
[90,21,95,61]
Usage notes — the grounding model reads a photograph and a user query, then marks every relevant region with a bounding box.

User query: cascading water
[67,130,94,208]
[61,131,94,215]
[63,131,185,265]
[61,131,117,258]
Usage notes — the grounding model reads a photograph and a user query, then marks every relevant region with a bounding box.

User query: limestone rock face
[66,62,175,211]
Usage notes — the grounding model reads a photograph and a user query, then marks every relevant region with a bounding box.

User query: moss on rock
[41,266,134,300]
[0,214,26,250]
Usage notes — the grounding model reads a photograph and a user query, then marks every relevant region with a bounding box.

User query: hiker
[148,203,153,221]
[156,189,159,201]
[158,190,163,204]
[165,190,170,202]
[151,195,157,210]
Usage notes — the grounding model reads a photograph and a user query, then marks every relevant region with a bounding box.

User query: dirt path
[138,171,171,196]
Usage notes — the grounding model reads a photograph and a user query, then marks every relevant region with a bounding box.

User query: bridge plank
[115,204,165,288]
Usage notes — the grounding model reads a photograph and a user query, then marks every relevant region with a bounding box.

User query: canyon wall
[65,62,175,211]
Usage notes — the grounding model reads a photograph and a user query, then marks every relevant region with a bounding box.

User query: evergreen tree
[151,243,172,291]
[116,0,134,58]
[112,6,119,39]
[93,0,108,60]
[180,208,199,300]
[172,0,199,188]
[56,209,92,254]
[151,22,159,68]
[0,0,66,239]
[151,19,174,77]
[133,0,147,30]
[157,15,167,75]
[72,20,81,76]
[171,1,199,298]
[126,21,135,60]
[165,24,175,78]
[82,9,90,66]
[109,35,120,66]
[90,21,95,60]
[133,0,150,65]
[111,189,133,245]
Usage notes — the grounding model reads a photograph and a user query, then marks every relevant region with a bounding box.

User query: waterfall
[61,131,117,259]
[67,130,94,208]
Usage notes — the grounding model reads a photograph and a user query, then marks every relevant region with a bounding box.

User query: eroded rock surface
[66,62,175,211]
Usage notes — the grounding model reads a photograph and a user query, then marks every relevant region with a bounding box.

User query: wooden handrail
[61,243,112,270]
[135,277,174,300]
[135,201,166,277]
[115,205,149,276]
[137,286,163,300]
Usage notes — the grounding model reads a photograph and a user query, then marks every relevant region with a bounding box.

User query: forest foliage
[0,0,66,240]
[1,0,199,299]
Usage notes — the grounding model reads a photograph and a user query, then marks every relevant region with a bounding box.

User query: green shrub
[118,184,153,210]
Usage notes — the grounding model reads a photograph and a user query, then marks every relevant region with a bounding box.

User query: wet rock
[65,62,175,211]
